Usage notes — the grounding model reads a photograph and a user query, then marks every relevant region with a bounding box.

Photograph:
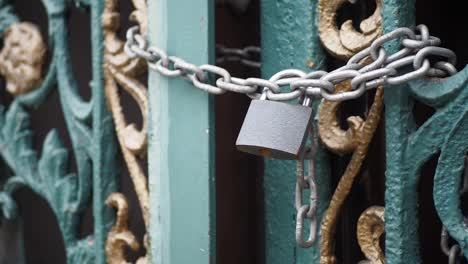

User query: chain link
[216,45,261,68]
[295,121,319,248]
[441,228,464,264]
[126,23,461,249]
[126,24,458,103]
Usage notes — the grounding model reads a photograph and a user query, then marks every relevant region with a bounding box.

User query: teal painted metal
[90,0,119,262]
[261,0,330,263]
[148,0,216,263]
[0,1,464,263]
[381,1,419,263]
[415,69,468,259]
[0,0,117,263]
[383,0,468,262]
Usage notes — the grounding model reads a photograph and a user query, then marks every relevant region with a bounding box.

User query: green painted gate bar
[261,0,331,263]
[1,0,467,263]
[382,1,419,263]
[383,0,468,262]
[148,0,216,263]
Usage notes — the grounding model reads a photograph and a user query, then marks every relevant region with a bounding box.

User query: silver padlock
[236,93,313,160]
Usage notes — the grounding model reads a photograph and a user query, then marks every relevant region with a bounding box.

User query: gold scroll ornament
[318,0,382,60]
[0,22,46,95]
[318,81,385,264]
[106,193,144,264]
[357,206,385,264]
[317,0,385,262]
[102,0,149,263]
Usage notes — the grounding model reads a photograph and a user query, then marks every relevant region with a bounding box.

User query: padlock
[236,95,313,160]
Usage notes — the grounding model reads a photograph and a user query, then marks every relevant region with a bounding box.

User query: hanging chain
[216,45,261,68]
[441,228,464,264]
[295,119,319,247]
[440,156,468,264]
[125,23,460,249]
[125,24,457,102]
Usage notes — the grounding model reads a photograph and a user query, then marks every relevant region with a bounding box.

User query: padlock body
[236,100,312,160]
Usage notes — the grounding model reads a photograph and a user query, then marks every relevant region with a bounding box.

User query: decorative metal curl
[105,193,141,264]
[318,0,382,59]
[357,206,385,264]
[103,0,149,263]
[0,22,46,95]
[318,81,365,154]
[319,81,384,264]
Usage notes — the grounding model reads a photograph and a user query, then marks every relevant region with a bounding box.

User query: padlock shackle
[260,87,268,100]
[302,97,312,107]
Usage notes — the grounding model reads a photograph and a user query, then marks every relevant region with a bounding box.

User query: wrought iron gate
[0,0,467,263]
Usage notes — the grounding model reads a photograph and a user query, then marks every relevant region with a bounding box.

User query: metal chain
[126,24,460,249]
[125,24,457,103]
[441,228,463,264]
[216,45,261,68]
[295,119,319,248]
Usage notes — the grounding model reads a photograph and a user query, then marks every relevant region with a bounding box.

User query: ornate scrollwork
[106,193,140,262]
[0,22,45,95]
[102,0,147,77]
[1,0,119,262]
[357,206,385,264]
[318,82,384,264]
[318,0,382,59]
[406,70,468,258]
[318,81,364,154]
[317,1,384,261]
[102,0,149,263]
[106,193,149,264]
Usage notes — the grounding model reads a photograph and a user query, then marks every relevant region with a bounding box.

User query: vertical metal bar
[261,1,329,263]
[148,0,216,263]
[91,1,118,262]
[382,0,419,263]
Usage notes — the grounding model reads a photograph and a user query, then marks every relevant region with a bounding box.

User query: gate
[0,0,467,263]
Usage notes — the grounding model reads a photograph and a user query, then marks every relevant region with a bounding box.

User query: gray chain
[216,45,261,68]
[125,24,457,103]
[441,228,463,264]
[125,24,459,249]
[295,121,319,248]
